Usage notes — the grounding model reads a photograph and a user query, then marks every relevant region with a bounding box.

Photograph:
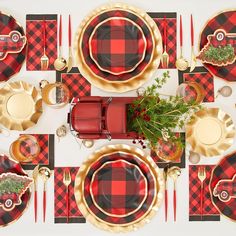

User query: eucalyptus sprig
[127,71,201,148]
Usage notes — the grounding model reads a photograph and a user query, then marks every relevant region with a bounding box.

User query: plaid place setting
[26,14,57,70]
[21,134,54,170]
[150,133,186,168]
[178,67,214,102]
[189,165,220,221]
[54,167,86,223]
[56,67,91,101]
[148,12,177,69]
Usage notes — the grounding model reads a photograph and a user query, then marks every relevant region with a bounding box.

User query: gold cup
[10,135,40,163]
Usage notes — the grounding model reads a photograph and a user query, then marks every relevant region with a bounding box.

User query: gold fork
[161,15,169,68]
[197,166,206,220]
[40,19,49,70]
[63,169,72,223]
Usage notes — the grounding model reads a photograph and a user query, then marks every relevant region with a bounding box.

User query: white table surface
[1,0,236,235]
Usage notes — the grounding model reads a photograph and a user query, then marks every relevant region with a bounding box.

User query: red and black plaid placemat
[150,133,185,168]
[21,134,54,170]
[199,10,236,81]
[56,67,91,100]
[148,12,177,69]
[189,165,220,221]
[54,167,86,223]
[26,14,57,71]
[178,67,214,102]
[0,12,26,82]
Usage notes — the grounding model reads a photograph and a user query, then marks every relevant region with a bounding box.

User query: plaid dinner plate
[0,155,30,227]
[81,10,153,82]
[0,12,26,82]
[89,17,146,75]
[90,159,148,217]
[210,152,236,221]
[83,152,156,225]
[199,10,236,81]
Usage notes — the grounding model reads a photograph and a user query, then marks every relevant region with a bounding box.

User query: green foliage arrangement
[0,177,25,195]
[203,44,235,63]
[127,71,200,148]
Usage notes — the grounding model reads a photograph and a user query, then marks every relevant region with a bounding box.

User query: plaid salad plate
[0,12,26,82]
[210,152,236,221]
[80,9,154,82]
[199,10,236,81]
[90,159,148,217]
[83,151,156,224]
[0,155,31,227]
[89,17,147,75]
[54,167,86,223]
[189,165,220,221]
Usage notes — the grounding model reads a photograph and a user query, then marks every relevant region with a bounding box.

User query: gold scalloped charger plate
[75,3,162,93]
[74,144,164,232]
[0,81,43,131]
[89,159,148,218]
[186,108,235,157]
[89,17,147,75]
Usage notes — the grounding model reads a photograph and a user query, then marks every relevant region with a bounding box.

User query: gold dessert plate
[186,108,236,157]
[0,81,43,131]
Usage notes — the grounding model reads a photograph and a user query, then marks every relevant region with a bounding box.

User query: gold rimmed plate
[89,17,147,75]
[75,3,162,93]
[186,108,235,157]
[74,144,164,232]
[89,159,148,218]
[0,81,43,131]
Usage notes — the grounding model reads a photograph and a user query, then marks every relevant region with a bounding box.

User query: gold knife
[190,14,196,72]
[32,165,39,223]
[67,15,73,73]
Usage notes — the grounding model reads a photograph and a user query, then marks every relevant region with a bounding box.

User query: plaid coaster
[189,165,220,221]
[0,155,31,227]
[84,152,155,224]
[148,12,177,69]
[81,10,153,82]
[21,134,54,170]
[54,167,86,223]
[150,133,185,168]
[210,152,236,221]
[0,12,26,82]
[56,67,91,100]
[26,14,57,71]
[178,67,214,102]
[90,18,146,74]
[199,10,236,81]
[90,160,147,216]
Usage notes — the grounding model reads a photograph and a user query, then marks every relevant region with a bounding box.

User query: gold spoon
[39,167,51,222]
[168,166,181,222]
[176,15,188,71]
[54,15,67,71]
